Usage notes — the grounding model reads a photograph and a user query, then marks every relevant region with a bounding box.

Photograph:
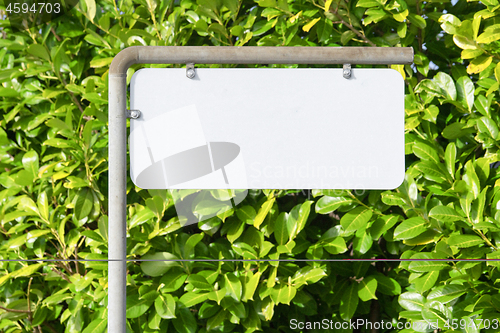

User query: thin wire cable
[0,258,498,262]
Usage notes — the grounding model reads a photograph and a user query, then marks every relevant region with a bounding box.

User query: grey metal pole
[108,46,413,333]
[108,73,127,332]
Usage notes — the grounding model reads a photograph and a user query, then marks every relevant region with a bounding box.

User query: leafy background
[1,0,500,332]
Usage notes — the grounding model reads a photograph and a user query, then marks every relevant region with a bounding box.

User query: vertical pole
[108,73,128,333]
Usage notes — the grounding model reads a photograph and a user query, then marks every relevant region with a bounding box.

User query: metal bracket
[186,63,196,79]
[343,64,351,79]
[127,110,141,119]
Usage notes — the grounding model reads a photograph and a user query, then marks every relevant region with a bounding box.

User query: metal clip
[186,63,196,79]
[127,110,141,119]
[343,64,351,79]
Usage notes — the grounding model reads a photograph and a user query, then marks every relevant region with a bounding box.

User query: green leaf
[31,307,48,327]
[271,284,297,305]
[187,274,212,291]
[292,267,327,286]
[340,30,356,45]
[179,292,209,307]
[90,57,114,68]
[74,188,93,222]
[258,0,277,7]
[340,283,359,320]
[456,76,475,111]
[261,297,274,321]
[43,293,73,306]
[340,207,373,235]
[399,292,425,311]
[10,263,43,278]
[148,312,161,330]
[223,0,239,12]
[358,276,377,302]
[370,215,399,240]
[183,233,204,259]
[408,260,449,272]
[224,273,242,302]
[18,196,39,216]
[287,201,312,241]
[464,160,480,199]
[427,284,468,303]
[236,205,256,225]
[15,170,33,186]
[37,192,49,221]
[448,234,483,248]
[454,35,477,49]
[316,19,333,42]
[363,8,389,25]
[243,271,261,301]
[374,273,401,295]
[408,13,426,29]
[442,122,472,139]
[129,207,155,229]
[445,143,456,179]
[172,307,197,333]
[429,206,462,222]
[207,310,227,331]
[27,44,50,61]
[208,288,226,305]
[439,14,461,34]
[224,219,244,243]
[477,116,499,140]
[274,212,289,245]
[315,196,353,214]
[0,87,19,97]
[199,302,220,319]
[323,237,347,254]
[381,192,407,206]
[98,216,108,242]
[397,22,407,38]
[423,105,439,123]
[422,306,448,328]
[42,89,66,99]
[414,161,448,183]
[356,0,379,7]
[467,56,493,74]
[254,196,275,229]
[22,150,39,178]
[434,72,456,100]
[126,294,154,318]
[353,231,372,254]
[140,252,179,277]
[462,48,484,59]
[477,25,500,43]
[393,217,428,240]
[82,319,106,333]
[414,271,439,293]
[412,141,440,164]
[84,0,97,22]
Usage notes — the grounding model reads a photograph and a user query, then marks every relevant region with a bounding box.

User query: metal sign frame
[108,46,413,333]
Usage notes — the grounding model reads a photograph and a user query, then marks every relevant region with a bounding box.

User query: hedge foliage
[1,0,500,332]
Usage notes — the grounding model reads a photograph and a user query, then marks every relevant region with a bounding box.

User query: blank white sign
[130,68,404,190]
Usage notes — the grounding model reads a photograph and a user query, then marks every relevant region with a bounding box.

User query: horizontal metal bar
[110,46,413,75]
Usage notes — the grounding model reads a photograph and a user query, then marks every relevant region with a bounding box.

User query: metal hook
[186,63,196,79]
[343,64,351,79]
[127,110,141,119]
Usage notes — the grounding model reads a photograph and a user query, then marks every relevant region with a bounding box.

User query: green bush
[1,0,500,332]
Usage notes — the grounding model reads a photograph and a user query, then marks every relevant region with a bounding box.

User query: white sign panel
[130,68,404,189]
